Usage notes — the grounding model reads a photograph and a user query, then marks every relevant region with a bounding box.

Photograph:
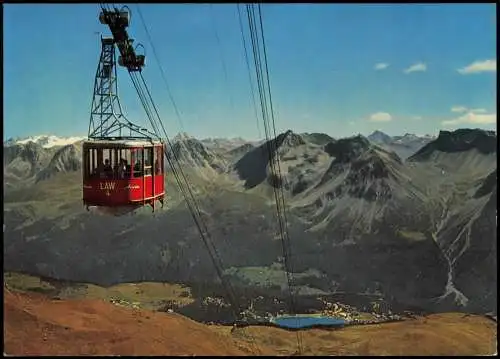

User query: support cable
[245,4,303,354]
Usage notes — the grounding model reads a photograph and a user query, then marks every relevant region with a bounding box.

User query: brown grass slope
[4,287,496,356]
[232,313,497,356]
[3,288,262,356]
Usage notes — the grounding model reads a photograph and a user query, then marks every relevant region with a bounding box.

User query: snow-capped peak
[8,135,86,148]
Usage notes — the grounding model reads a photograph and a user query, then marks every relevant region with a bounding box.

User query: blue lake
[271,315,345,329]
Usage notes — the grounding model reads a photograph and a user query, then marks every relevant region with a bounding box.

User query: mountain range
[367,130,436,160]
[3,128,497,315]
[4,135,86,149]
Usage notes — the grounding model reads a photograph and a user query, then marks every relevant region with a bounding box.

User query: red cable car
[83,8,165,215]
[82,140,165,213]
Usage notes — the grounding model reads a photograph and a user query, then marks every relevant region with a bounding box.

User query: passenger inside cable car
[116,159,126,179]
[103,159,113,178]
[133,159,142,177]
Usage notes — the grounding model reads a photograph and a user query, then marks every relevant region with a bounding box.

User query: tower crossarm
[99,7,145,72]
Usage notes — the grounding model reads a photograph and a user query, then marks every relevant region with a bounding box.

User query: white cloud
[369,112,392,122]
[374,63,389,70]
[348,121,356,126]
[451,106,488,114]
[457,59,496,74]
[451,106,468,113]
[412,115,422,120]
[404,62,427,74]
[442,109,496,126]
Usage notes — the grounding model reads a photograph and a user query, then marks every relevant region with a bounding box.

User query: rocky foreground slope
[3,288,257,356]
[4,287,496,356]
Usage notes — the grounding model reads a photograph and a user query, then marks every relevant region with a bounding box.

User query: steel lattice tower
[88,37,129,139]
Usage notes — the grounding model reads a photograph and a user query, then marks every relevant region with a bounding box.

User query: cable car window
[153,146,158,175]
[125,148,132,178]
[155,145,163,175]
[95,148,104,178]
[86,147,102,179]
[161,145,164,174]
[116,148,132,179]
[111,148,120,179]
[144,147,153,176]
[91,148,97,178]
[133,148,143,178]
[101,148,113,179]
[152,147,156,175]
[86,148,94,179]
[84,148,89,179]
[112,148,119,178]
[92,148,100,178]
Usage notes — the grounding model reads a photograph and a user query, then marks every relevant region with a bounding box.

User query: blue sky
[3,4,497,140]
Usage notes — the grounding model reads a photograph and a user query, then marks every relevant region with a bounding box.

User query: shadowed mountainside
[35,143,83,182]
[410,129,496,160]
[3,128,497,315]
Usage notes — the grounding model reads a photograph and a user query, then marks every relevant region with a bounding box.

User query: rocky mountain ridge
[3,128,497,314]
[367,130,436,160]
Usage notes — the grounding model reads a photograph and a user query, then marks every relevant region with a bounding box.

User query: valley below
[3,128,498,355]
